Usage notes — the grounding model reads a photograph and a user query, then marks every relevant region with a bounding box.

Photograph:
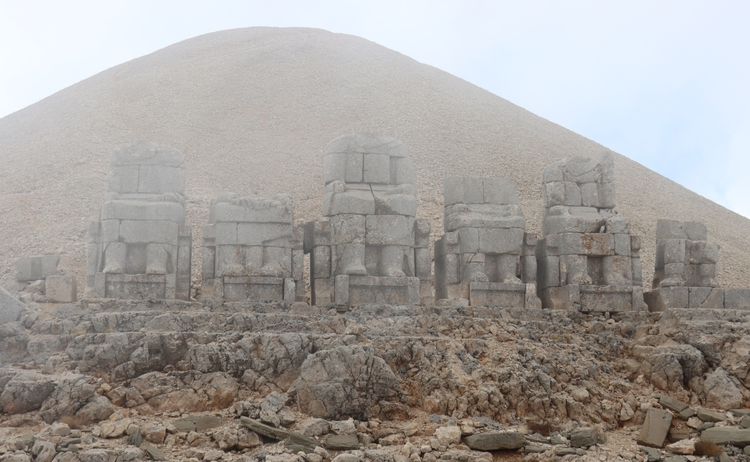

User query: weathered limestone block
[435,177,537,307]
[645,220,725,312]
[306,134,430,306]
[202,193,303,302]
[15,255,60,282]
[86,141,192,300]
[45,275,77,303]
[536,153,642,312]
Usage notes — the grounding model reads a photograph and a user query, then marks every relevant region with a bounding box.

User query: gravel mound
[0,27,748,290]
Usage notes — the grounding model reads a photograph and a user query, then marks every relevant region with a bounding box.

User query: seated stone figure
[86,141,192,300]
[435,177,538,307]
[536,152,643,312]
[202,192,304,302]
[644,219,724,310]
[305,133,431,306]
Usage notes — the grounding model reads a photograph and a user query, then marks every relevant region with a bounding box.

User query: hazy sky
[1,1,748,218]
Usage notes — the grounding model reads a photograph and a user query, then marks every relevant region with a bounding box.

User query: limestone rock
[638,408,673,448]
[75,395,115,425]
[659,396,689,413]
[570,428,598,447]
[31,440,57,462]
[39,375,97,424]
[285,432,320,453]
[704,368,743,410]
[700,427,750,446]
[0,285,25,325]
[0,372,56,414]
[213,426,262,450]
[435,426,462,446]
[240,416,290,440]
[666,438,695,455]
[297,345,398,420]
[697,408,728,423]
[299,418,330,437]
[464,432,525,451]
[325,434,360,450]
[142,422,167,444]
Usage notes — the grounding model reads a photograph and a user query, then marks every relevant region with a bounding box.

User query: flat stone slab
[173,415,224,432]
[570,428,598,448]
[700,427,750,447]
[325,434,360,450]
[240,417,290,440]
[285,432,320,453]
[660,396,689,413]
[638,408,672,448]
[464,432,525,451]
[697,408,727,422]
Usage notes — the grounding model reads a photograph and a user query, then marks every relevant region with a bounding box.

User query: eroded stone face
[86,140,192,300]
[305,133,431,306]
[536,153,643,312]
[202,193,303,302]
[435,177,538,307]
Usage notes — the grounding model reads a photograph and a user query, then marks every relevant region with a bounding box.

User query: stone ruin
[434,177,538,307]
[86,140,192,300]
[304,133,431,306]
[14,255,77,303]
[645,219,750,310]
[202,193,304,302]
[536,153,644,312]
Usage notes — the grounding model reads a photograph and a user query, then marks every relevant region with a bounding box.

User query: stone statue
[202,192,304,302]
[86,140,191,300]
[435,177,538,307]
[536,153,643,311]
[305,133,431,306]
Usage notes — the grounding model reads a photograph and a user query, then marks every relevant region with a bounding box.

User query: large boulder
[704,368,743,410]
[0,372,56,414]
[297,345,399,419]
[39,374,113,424]
[0,286,24,325]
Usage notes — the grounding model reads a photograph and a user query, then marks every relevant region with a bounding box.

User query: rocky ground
[0,292,749,461]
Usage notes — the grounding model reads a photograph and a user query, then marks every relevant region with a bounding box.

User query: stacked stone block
[202,193,304,302]
[536,153,643,312]
[86,141,192,300]
[305,133,431,306]
[643,219,748,310]
[434,177,538,307]
[15,255,77,303]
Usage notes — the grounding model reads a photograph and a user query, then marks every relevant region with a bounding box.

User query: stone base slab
[94,273,169,300]
[333,275,420,306]
[541,284,637,312]
[468,282,539,308]
[645,287,750,311]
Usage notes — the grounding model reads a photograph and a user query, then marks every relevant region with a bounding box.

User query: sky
[1,1,749,218]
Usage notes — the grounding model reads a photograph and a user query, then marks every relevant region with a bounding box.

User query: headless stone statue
[305,133,431,306]
[202,192,304,302]
[86,140,192,300]
[536,153,643,312]
[435,177,538,307]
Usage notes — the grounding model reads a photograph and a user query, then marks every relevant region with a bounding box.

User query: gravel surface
[0,27,748,291]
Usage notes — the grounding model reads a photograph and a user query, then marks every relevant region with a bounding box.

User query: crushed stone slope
[0,27,748,289]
